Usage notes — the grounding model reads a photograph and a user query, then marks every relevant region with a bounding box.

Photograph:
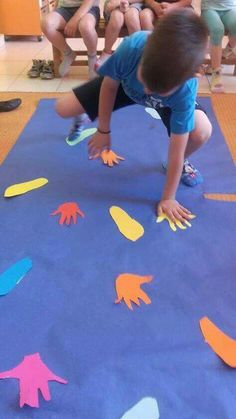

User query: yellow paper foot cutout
[204,193,236,202]
[156,213,196,232]
[109,206,144,241]
[4,178,48,197]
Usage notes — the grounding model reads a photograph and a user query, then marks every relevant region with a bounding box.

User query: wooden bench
[53,18,128,77]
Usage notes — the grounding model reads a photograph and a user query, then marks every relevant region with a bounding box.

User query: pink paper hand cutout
[0,353,67,408]
[51,202,85,225]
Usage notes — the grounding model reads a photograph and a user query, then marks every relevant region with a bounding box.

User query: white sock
[88,54,97,80]
[59,48,76,77]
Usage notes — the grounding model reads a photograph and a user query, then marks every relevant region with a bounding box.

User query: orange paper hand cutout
[115,273,153,310]
[101,150,125,167]
[200,317,236,367]
[51,202,84,225]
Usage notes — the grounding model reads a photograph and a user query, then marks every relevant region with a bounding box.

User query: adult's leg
[222,8,236,50]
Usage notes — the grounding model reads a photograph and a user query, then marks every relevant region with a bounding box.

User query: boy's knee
[195,121,212,145]
[55,99,67,118]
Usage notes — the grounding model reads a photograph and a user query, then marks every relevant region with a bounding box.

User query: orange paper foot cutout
[115,273,153,310]
[51,202,84,225]
[101,150,125,167]
[204,193,236,202]
[200,316,236,367]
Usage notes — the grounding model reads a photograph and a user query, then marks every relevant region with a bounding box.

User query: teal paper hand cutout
[156,213,195,232]
[0,258,32,296]
[121,397,160,419]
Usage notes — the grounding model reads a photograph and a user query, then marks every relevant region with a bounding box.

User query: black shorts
[56,6,100,24]
[73,76,206,137]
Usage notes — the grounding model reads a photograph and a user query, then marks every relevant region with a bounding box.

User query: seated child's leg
[96,10,125,69]
[41,10,68,52]
[201,9,225,92]
[78,7,100,79]
[140,8,155,30]
[221,8,236,57]
[124,6,141,33]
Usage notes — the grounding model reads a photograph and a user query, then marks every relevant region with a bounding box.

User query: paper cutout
[200,317,236,367]
[156,213,196,232]
[0,353,67,408]
[115,273,153,310]
[101,150,125,167]
[4,178,48,197]
[204,193,236,202]
[121,397,160,418]
[51,202,84,225]
[110,206,144,241]
[0,258,32,296]
[66,128,97,146]
[145,107,161,120]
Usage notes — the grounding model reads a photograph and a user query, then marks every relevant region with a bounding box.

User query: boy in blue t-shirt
[56,9,212,225]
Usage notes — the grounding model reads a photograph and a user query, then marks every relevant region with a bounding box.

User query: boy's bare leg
[41,11,68,53]
[56,92,85,118]
[184,109,212,158]
[140,8,155,30]
[124,8,141,33]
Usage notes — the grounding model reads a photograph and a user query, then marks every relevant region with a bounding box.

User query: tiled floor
[0,35,235,93]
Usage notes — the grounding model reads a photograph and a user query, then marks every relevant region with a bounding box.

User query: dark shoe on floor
[27,59,45,78]
[40,60,54,80]
[0,98,22,112]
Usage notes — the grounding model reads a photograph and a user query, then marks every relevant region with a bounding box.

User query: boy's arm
[88,77,120,158]
[158,132,191,221]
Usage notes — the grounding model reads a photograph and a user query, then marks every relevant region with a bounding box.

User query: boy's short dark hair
[141,9,208,94]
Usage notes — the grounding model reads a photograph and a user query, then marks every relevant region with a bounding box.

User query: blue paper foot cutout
[121,397,160,418]
[0,258,32,296]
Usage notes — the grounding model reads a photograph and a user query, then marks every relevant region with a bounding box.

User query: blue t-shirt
[98,31,198,135]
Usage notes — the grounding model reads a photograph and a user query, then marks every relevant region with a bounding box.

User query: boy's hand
[153,2,163,17]
[106,0,120,12]
[120,0,129,13]
[158,199,191,223]
[88,131,111,159]
[64,17,80,37]
[160,2,176,15]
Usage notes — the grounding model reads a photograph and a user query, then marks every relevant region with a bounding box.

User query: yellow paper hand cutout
[156,213,196,232]
[101,150,125,167]
[109,206,144,241]
[4,178,48,197]
[115,273,153,310]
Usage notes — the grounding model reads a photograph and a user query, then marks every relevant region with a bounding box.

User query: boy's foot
[95,51,112,71]
[210,69,224,93]
[162,159,203,187]
[59,49,77,77]
[65,114,90,145]
[27,59,45,78]
[40,60,54,79]
[181,160,203,187]
[88,53,97,79]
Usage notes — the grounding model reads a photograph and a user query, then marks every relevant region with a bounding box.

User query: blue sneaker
[181,160,203,187]
[65,114,90,146]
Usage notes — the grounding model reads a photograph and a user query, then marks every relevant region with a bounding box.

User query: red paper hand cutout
[0,353,67,408]
[101,150,125,167]
[51,202,84,225]
[115,273,153,310]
